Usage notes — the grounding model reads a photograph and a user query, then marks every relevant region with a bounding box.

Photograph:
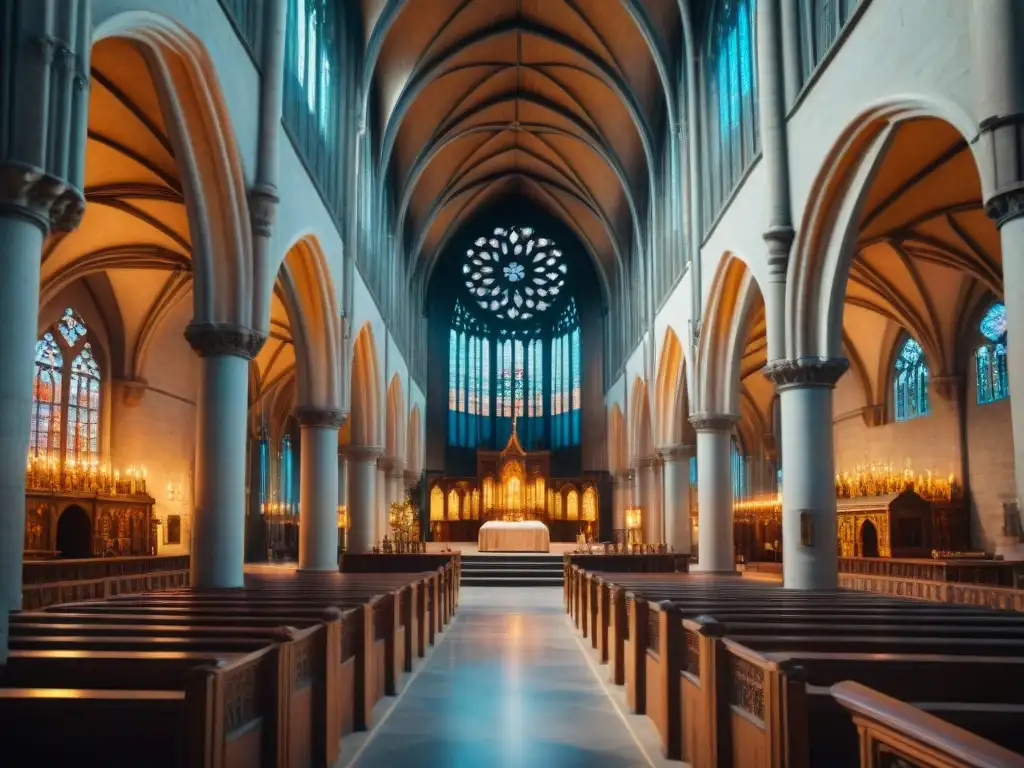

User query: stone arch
[275,236,342,409]
[385,374,407,461]
[655,326,695,448]
[407,405,422,476]
[786,98,985,362]
[696,253,765,417]
[607,404,628,474]
[350,323,382,448]
[92,13,257,329]
[629,377,654,463]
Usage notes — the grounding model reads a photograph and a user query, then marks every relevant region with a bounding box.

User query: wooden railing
[838,556,1024,588]
[839,573,1024,613]
[21,555,190,609]
[832,681,1024,768]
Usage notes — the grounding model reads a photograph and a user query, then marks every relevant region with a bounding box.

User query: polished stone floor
[346,587,664,768]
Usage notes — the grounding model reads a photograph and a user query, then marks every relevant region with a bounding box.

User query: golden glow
[582,486,597,522]
[835,460,959,501]
[430,486,444,521]
[566,488,579,521]
[447,489,460,521]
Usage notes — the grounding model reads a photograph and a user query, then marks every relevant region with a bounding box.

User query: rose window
[463,225,567,321]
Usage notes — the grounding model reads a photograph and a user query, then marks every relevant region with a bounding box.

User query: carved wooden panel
[730,655,765,722]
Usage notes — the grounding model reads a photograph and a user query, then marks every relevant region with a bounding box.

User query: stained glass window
[802,0,861,80]
[550,300,580,448]
[566,488,579,521]
[894,337,930,422]
[513,340,525,417]
[531,340,543,418]
[32,309,103,467]
[67,344,101,463]
[281,433,295,511]
[449,302,492,447]
[704,0,759,230]
[976,302,1009,405]
[731,437,747,501]
[31,333,63,463]
[501,340,513,418]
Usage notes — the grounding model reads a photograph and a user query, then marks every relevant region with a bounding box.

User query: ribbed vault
[363,0,682,293]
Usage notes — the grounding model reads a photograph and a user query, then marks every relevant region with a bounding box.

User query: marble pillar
[661,444,694,554]
[185,325,265,588]
[611,471,630,534]
[347,445,381,553]
[0,0,91,664]
[691,415,737,572]
[376,459,388,542]
[765,358,848,589]
[296,407,343,571]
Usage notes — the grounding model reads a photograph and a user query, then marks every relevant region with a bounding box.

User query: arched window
[471,489,480,520]
[30,308,102,466]
[703,0,759,230]
[730,436,748,501]
[582,486,598,523]
[976,302,1008,405]
[280,433,297,513]
[430,486,445,522]
[447,489,460,521]
[800,0,861,80]
[450,224,581,450]
[566,488,580,521]
[551,300,581,448]
[894,337,930,422]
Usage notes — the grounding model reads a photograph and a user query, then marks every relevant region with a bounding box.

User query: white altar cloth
[477,521,551,553]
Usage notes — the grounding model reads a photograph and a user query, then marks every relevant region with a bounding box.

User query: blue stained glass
[977,346,993,405]
[482,340,491,418]
[894,337,929,421]
[502,341,513,418]
[457,332,466,413]
[738,2,752,97]
[58,307,88,347]
[526,340,536,418]
[514,340,524,417]
[448,330,457,412]
[981,302,1007,342]
[571,328,581,412]
[995,344,1008,400]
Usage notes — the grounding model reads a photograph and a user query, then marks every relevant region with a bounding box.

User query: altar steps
[460,554,564,588]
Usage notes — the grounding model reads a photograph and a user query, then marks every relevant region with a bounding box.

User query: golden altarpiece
[428,417,599,543]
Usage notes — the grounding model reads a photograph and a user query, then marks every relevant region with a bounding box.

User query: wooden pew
[831,681,1024,768]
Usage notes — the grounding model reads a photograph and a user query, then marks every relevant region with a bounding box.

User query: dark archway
[860,520,880,558]
[56,506,93,559]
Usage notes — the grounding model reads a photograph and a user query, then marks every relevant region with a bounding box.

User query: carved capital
[184,322,267,360]
[763,357,849,391]
[611,470,632,489]
[689,413,738,432]
[659,443,695,463]
[0,163,85,232]
[118,378,148,408]
[248,183,279,238]
[985,188,1024,229]
[346,444,382,464]
[763,225,794,276]
[295,406,345,429]
[632,455,662,472]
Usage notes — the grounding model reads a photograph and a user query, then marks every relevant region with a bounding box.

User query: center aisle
[346,587,663,768]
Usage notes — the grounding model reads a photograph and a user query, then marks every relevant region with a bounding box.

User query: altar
[478,520,551,553]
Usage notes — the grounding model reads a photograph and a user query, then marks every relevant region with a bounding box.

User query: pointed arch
[695,253,764,416]
[385,374,407,461]
[350,323,382,448]
[629,377,654,463]
[406,405,422,476]
[608,403,628,474]
[276,236,342,409]
[92,13,258,329]
[655,326,694,448]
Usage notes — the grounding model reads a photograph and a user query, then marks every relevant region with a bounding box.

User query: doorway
[860,519,879,558]
[56,506,93,559]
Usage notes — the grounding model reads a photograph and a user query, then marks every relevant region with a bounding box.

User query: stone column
[661,444,694,554]
[338,451,348,508]
[611,471,629,533]
[764,358,848,589]
[973,0,1024,516]
[347,445,381,553]
[690,415,737,572]
[296,407,343,571]
[388,460,406,508]
[633,457,663,545]
[0,0,91,664]
[376,457,389,542]
[185,325,265,588]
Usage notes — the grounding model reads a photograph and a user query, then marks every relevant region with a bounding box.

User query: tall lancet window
[448,301,491,448]
[894,336,930,422]
[976,301,1009,405]
[551,300,581,448]
[31,308,102,467]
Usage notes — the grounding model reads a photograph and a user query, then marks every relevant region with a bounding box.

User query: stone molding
[763,357,849,390]
[632,455,662,472]
[0,163,85,232]
[930,374,964,403]
[295,406,346,428]
[689,413,738,432]
[249,183,279,238]
[118,378,148,408]
[659,443,695,462]
[184,322,267,360]
[346,444,382,463]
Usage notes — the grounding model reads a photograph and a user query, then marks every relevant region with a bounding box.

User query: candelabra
[25,454,148,496]
[835,460,960,502]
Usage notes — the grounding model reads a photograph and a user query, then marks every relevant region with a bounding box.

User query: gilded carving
[730,655,765,721]
[646,610,660,654]
[684,629,700,676]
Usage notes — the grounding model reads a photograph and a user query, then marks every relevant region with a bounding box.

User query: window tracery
[31,308,102,466]
[894,337,930,422]
[976,302,1008,405]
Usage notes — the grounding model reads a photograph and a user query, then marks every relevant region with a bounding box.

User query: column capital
[985,187,1024,229]
[0,165,86,232]
[689,413,738,432]
[346,444,382,463]
[763,357,848,390]
[632,455,662,471]
[611,470,631,488]
[295,406,345,428]
[658,443,695,462]
[386,459,406,479]
[249,183,279,238]
[763,225,794,277]
[184,322,267,360]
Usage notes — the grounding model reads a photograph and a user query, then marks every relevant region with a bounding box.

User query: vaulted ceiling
[362,0,682,290]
